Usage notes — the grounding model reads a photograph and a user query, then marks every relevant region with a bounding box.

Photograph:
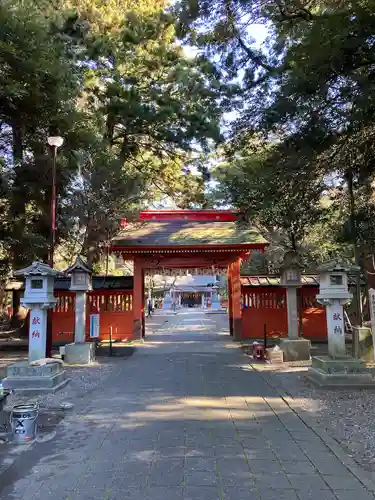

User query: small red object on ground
[252,343,265,361]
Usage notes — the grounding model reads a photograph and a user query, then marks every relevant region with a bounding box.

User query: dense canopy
[3,0,375,318]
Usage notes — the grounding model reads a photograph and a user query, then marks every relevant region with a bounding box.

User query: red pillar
[229,258,242,340]
[141,272,145,338]
[228,265,233,336]
[133,258,144,340]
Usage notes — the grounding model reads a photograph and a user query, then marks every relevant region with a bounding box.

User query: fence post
[109,326,113,357]
[264,324,267,349]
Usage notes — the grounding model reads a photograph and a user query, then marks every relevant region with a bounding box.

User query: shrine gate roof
[111,210,267,248]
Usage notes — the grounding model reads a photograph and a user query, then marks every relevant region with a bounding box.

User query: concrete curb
[250,362,375,493]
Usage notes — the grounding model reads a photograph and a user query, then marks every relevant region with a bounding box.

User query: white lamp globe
[47,136,64,148]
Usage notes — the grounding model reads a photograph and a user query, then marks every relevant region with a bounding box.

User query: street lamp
[47,136,64,267]
[46,136,63,357]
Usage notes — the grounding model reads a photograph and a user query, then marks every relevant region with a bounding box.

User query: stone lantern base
[64,342,96,365]
[306,355,375,388]
[279,338,311,362]
[2,361,68,395]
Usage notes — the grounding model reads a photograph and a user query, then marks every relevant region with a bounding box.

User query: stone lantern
[280,251,302,340]
[2,261,68,394]
[64,256,95,364]
[211,286,222,310]
[15,261,58,362]
[68,257,92,294]
[315,262,353,358]
[307,261,375,387]
[279,251,311,361]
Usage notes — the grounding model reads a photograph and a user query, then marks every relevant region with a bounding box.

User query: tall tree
[178,0,375,270]
[0,0,223,274]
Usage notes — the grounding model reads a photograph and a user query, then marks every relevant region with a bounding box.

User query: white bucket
[10,404,38,443]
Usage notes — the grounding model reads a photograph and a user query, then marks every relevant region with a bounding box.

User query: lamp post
[46,136,63,357]
[47,136,64,267]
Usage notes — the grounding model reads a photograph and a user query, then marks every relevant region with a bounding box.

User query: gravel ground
[251,358,375,472]
[2,357,122,414]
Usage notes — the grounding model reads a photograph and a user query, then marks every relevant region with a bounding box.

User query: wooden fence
[52,290,133,343]
[241,286,327,340]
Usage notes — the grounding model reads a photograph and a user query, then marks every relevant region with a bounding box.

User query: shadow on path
[0,310,372,500]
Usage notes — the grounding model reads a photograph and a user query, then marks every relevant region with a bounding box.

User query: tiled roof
[241,275,364,287]
[6,276,133,291]
[111,220,266,247]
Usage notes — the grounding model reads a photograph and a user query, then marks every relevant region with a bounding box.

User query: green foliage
[179,0,375,270]
[0,0,222,272]
[213,138,325,252]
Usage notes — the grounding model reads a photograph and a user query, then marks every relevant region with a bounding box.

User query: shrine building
[110,209,268,340]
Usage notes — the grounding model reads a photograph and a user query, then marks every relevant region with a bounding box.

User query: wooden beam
[228,265,233,337]
[132,258,144,340]
[229,259,242,340]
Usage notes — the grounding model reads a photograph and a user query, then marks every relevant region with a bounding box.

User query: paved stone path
[0,309,374,500]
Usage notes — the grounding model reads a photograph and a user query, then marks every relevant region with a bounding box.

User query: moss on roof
[111,221,267,246]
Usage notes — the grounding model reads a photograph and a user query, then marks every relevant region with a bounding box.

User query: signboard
[327,301,346,357]
[89,314,100,338]
[368,288,375,361]
[29,307,47,362]
[31,310,42,341]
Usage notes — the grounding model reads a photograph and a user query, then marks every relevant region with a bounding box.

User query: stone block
[64,342,96,365]
[265,347,284,364]
[7,360,62,378]
[2,361,69,394]
[352,326,374,362]
[306,355,375,388]
[312,355,365,373]
[279,338,311,362]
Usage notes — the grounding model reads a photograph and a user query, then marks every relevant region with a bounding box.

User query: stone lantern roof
[317,261,359,273]
[65,255,92,275]
[14,261,59,277]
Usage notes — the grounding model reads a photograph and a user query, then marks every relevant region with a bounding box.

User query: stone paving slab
[0,309,374,499]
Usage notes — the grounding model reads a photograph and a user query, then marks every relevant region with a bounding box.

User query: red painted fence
[52,290,133,343]
[300,287,327,340]
[52,286,325,343]
[241,286,327,340]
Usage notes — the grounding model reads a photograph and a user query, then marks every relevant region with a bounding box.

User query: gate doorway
[145,307,231,344]
[181,293,202,308]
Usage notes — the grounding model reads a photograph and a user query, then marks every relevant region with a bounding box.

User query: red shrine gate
[110,210,267,340]
[47,210,329,342]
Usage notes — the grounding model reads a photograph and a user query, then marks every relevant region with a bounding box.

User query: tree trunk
[0,279,6,317]
[10,289,21,327]
[12,122,23,165]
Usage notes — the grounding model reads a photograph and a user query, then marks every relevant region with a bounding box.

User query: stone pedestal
[326,300,346,357]
[74,292,86,343]
[368,288,375,360]
[2,361,68,395]
[211,291,221,310]
[28,307,48,363]
[65,342,96,364]
[279,338,311,361]
[286,287,299,339]
[306,355,375,388]
[162,294,172,310]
